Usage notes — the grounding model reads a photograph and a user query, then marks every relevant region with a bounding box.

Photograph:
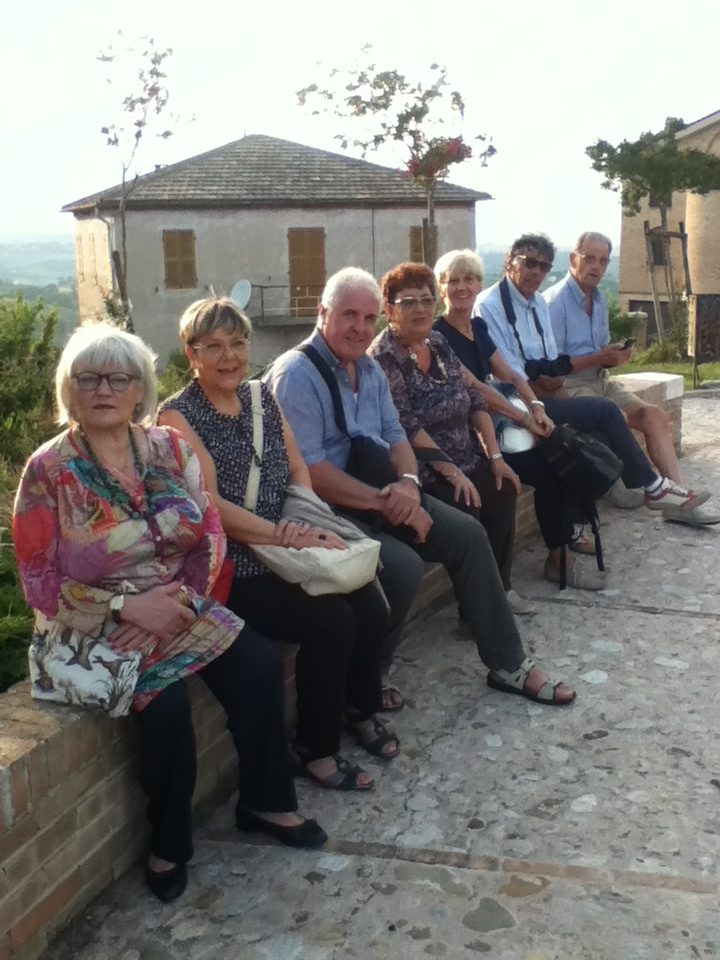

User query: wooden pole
[643,220,664,343]
[679,220,700,387]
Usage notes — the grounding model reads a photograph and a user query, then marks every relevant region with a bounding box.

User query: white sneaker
[645,478,710,511]
[505,589,536,615]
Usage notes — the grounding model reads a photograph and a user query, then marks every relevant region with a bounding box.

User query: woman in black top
[433,250,605,592]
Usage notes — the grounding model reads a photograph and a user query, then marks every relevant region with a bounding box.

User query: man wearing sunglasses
[543,232,709,512]
[475,233,716,526]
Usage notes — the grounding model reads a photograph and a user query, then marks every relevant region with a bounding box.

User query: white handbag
[250,537,381,596]
[245,382,381,595]
[498,396,537,454]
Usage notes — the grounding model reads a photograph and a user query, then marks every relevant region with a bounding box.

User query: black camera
[524,354,572,380]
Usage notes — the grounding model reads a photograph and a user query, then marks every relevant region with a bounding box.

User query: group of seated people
[12,230,717,904]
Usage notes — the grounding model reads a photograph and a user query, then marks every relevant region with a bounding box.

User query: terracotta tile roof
[62,134,489,212]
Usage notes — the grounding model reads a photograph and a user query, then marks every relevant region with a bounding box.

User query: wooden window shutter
[409,226,424,263]
[288,228,325,317]
[163,230,198,289]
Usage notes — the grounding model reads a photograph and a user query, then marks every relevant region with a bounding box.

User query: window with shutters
[409,226,424,263]
[288,228,325,317]
[162,230,198,289]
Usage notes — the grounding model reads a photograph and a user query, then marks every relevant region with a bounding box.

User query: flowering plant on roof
[406,136,473,181]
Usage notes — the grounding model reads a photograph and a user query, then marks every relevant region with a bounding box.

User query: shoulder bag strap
[245,380,264,513]
[498,278,549,359]
[296,343,351,437]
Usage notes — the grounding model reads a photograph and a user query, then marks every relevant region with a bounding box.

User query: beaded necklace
[400,335,448,383]
[78,426,151,520]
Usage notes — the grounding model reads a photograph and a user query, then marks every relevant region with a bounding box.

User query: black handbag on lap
[539,424,622,501]
[538,424,623,588]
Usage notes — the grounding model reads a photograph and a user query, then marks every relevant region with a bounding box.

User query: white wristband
[490,453,504,461]
[530,400,545,408]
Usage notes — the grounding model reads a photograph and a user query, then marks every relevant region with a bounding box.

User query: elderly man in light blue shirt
[266,266,577,709]
[544,231,694,496]
[472,232,714,524]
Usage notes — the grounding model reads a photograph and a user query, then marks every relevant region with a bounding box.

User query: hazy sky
[2,0,718,247]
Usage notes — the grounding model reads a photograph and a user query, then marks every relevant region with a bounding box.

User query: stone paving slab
[39,397,720,960]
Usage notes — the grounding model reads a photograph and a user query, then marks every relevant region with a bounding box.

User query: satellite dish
[229,279,252,310]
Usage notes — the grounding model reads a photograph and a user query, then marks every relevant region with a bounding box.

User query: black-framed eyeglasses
[392,296,436,310]
[72,372,138,392]
[514,255,553,274]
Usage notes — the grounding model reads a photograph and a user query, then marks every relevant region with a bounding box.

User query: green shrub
[608,298,646,344]
[0,297,60,691]
[0,296,60,464]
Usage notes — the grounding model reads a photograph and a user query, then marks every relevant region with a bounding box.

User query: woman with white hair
[13,322,327,905]
[431,250,606,591]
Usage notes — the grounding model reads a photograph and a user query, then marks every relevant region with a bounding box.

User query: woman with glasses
[431,249,606,591]
[158,297,397,795]
[13,322,327,906]
[367,262,535,614]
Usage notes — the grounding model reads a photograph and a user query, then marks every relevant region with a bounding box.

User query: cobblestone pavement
[42,397,720,960]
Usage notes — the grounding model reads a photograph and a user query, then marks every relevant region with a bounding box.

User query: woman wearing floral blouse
[13,323,326,905]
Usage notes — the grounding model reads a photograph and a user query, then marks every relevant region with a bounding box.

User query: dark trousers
[136,627,297,865]
[227,573,387,759]
[504,448,574,550]
[357,494,525,674]
[544,396,656,489]
[425,459,517,590]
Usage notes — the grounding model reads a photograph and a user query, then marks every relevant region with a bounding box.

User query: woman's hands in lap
[446,472,482,509]
[121,582,197,643]
[275,520,347,550]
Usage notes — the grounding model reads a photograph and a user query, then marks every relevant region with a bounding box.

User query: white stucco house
[62,134,489,366]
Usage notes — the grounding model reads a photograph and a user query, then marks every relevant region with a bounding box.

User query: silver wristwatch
[109,594,125,624]
[400,472,422,489]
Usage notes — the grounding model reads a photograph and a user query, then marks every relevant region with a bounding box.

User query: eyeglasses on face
[72,372,138,392]
[392,296,436,311]
[577,253,610,268]
[514,255,553,275]
[191,338,250,359]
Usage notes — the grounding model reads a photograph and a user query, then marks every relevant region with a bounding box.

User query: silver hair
[56,322,158,425]
[574,231,613,255]
[320,267,382,312]
[434,249,484,285]
[179,296,252,345]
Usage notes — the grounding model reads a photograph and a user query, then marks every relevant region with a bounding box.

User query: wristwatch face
[109,595,125,621]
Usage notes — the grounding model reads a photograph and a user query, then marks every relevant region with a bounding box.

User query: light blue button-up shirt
[474,279,559,380]
[264,327,408,469]
[543,272,608,356]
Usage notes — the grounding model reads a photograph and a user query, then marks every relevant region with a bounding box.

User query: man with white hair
[265,267,576,710]
[544,231,706,508]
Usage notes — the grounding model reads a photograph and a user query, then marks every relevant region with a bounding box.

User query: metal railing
[246,284,323,322]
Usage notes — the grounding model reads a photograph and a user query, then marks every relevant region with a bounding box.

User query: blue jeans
[544,396,656,489]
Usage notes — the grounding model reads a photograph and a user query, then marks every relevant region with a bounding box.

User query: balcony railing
[246,284,324,323]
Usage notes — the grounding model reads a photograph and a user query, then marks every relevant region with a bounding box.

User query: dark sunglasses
[515,254,553,274]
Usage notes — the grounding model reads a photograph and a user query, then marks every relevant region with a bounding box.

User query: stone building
[618,109,720,355]
[63,135,488,367]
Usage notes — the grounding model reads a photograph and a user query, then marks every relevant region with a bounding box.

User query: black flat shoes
[236,806,328,849]
[145,862,188,903]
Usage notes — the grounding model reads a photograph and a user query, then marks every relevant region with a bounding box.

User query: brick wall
[0,373,682,960]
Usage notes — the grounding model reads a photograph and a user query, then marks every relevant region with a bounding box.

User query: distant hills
[0,238,74,286]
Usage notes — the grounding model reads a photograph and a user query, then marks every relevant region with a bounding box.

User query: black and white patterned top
[160,379,290,578]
